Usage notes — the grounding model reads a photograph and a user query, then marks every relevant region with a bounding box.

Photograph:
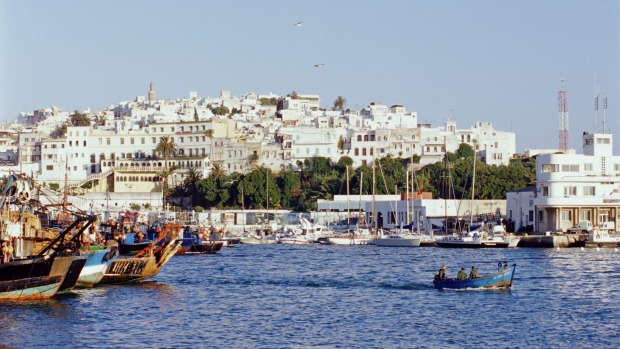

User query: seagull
[314,63,325,68]
[294,21,302,27]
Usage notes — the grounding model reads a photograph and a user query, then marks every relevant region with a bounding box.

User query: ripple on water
[1,244,619,348]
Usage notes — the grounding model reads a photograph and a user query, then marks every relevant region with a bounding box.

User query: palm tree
[211,163,227,180]
[332,96,347,113]
[155,135,178,207]
[184,168,203,207]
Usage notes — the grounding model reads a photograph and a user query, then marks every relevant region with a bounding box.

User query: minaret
[148,82,156,102]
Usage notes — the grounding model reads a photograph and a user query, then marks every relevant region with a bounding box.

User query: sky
[1,0,618,153]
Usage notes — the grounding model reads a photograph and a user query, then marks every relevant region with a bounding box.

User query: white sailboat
[326,166,373,245]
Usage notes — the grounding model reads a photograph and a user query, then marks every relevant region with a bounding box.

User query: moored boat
[584,229,620,248]
[433,262,516,290]
[374,231,423,247]
[76,243,120,287]
[0,254,69,300]
[99,223,182,284]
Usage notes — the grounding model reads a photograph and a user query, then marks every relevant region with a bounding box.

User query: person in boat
[456,267,467,280]
[435,265,447,280]
[469,266,479,279]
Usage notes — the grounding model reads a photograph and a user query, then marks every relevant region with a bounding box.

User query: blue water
[1,245,618,348]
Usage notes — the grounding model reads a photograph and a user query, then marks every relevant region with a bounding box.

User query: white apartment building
[526,132,620,233]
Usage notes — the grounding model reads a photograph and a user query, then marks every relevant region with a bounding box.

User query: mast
[469,141,477,230]
[346,165,350,229]
[371,148,376,232]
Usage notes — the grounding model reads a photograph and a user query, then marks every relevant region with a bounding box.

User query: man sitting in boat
[435,265,447,280]
[469,266,479,279]
[456,268,467,280]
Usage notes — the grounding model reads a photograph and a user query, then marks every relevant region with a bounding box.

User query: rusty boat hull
[99,236,182,284]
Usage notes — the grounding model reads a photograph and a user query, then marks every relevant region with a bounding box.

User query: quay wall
[518,234,585,248]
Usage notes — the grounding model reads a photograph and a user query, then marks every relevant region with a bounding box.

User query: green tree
[332,96,347,112]
[51,122,69,138]
[210,106,230,115]
[456,143,474,158]
[70,111,92,126]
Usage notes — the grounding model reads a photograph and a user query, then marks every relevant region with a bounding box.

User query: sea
[1,244,618,349]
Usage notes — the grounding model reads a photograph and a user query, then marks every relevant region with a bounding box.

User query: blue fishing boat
[76,246,119,287]
[433,262,516,289]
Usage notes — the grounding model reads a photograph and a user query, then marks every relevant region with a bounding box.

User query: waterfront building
[514,132,620,233]
[316,194,506,232]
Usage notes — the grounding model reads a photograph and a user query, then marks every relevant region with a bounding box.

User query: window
[120,138,125,145]
[560,210,571,221]
[130,138,135,145]
[561,164,579,172]
[106,138,110,145]
[579,211,591,221]
[564,186,576,196]
[46,165,53,171]
[528,210,533,222]
[538,210,544,222]
[585,163,593,171]
[542,186,549,196]
[583,186,595,196]
[141,138,145,145]
[542,164,559,172]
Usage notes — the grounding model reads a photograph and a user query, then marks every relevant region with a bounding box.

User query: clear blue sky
[1,0,618,153]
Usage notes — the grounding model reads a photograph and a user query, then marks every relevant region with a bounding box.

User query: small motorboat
[433,262,516,290]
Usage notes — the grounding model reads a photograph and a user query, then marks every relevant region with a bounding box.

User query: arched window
[362,148,367,156]
[354,148,359,156]
[357,135,362,141]
[370,148,374,156]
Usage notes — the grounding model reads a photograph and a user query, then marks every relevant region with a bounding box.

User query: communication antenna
[558,80,568,152]
[602,94,608,133]
[594,87,599,133]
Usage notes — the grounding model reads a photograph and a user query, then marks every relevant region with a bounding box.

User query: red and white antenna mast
[558,79,569,152]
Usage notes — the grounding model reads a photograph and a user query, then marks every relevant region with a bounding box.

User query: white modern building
[520,132,620,233]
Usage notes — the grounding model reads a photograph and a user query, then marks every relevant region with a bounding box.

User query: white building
[521,132,620,233]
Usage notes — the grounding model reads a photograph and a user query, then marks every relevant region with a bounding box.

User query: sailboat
[325,166,373,245]
[240,169,278,244]
[436,145,515,248]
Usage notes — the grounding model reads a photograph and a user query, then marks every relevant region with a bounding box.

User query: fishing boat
[0,254,71,300]
[0,173,100,299]
[433,262,516,290]
[188,241,224,253]
[76,243,120,287]
[99,223,183,284]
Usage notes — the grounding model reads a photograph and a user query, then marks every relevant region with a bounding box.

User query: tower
[558,80,568,152]
[602,94,608,133]
[148,82,156,102]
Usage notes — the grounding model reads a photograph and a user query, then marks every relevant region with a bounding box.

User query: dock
[517,234,586,248]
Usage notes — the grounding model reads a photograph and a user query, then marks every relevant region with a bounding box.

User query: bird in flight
[314,64,325,68]
[294,21,302,27]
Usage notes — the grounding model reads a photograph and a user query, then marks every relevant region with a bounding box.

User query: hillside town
[0,84,618,237]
